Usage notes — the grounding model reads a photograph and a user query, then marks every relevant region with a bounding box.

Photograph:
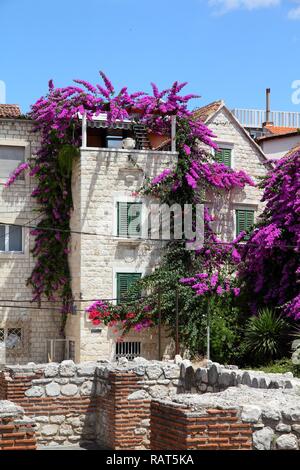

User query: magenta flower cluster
[5,162,29,187]
[241,149,300,319]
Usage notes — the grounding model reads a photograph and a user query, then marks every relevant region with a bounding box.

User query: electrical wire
[0,219,298,249]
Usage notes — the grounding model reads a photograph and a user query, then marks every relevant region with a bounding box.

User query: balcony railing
[232,108,300,129]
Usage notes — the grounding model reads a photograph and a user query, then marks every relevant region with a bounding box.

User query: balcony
[80,113,177,153]
[232,108,300,129]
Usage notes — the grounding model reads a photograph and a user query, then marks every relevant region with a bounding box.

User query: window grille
[6,328,22,349]
[116,341,141,360]
[0,329,4,343]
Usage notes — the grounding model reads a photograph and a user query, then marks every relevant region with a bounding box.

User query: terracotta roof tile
[265,124,298,135]
[192,100,223,123]
[285,144,300,158]
[0,104,21,119]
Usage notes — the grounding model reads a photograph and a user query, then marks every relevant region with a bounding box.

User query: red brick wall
[0,370,97,417]
[0,417,36,451]
[0,368,254,451]
[98,371,151,450]
[0,369,151,450]
[150,401,253,450]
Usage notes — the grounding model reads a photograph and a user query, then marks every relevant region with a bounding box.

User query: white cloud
[208,0,281,14]
[288,1,300,19]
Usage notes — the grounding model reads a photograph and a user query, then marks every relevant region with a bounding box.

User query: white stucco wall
[259,134,300,160]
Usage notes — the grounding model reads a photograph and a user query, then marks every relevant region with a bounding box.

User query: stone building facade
[0,101,270,365]
[0,111,61,365]
[67,146,177,362]
[194,101,270,241]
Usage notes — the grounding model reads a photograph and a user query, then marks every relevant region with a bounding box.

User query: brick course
[150,401,253,450]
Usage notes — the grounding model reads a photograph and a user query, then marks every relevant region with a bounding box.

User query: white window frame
[0,224,23,253]
[212,141,234,169]
[0,139,30,185]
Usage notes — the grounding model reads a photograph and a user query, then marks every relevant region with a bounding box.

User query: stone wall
[152,387,300,450]
[0,118,62,365]
[150,400,252,450]
[0,400,36,450]
[180,361,300,393]
[0,358,181,449]
[0,361,99,447]
[1,358,299,450]
[204,106,268,242]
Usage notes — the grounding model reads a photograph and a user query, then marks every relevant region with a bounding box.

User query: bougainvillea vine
[5,71,256,333]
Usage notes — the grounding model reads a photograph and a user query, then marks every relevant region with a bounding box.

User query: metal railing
[232,108,300,129]
[115,341,141,360]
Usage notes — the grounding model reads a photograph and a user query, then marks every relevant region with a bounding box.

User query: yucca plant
[243,308,290,365]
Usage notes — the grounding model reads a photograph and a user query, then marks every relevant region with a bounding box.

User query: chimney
[262,88,273,131]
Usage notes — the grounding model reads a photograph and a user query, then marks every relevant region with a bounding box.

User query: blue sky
[0,0,300,113]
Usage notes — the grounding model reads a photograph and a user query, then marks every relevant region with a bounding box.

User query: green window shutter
[117,273,142,304]
[127,203,142,237]
[118,202,129,237]
[236,210,254,239]
[215,148,232,167]
[117,202,142,237]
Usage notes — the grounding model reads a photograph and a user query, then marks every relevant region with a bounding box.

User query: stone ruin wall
[0,357,299,450]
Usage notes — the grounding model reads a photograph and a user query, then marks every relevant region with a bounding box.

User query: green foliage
[209,299,242,364]
[57,144,79,177]
[123,243,241,361]
[252,358,300,378]
[242,308,290,365]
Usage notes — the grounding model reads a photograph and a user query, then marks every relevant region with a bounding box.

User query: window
[214,148,232,167]
[236,209,254,239]
[117,202,142,238]
[116,272,142,304]
[6,328,22,349]
[106,135,123,149]
[0,328,22,349]
[0,146,25,179]
[0,225,22,252]
[116,341,141,360]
